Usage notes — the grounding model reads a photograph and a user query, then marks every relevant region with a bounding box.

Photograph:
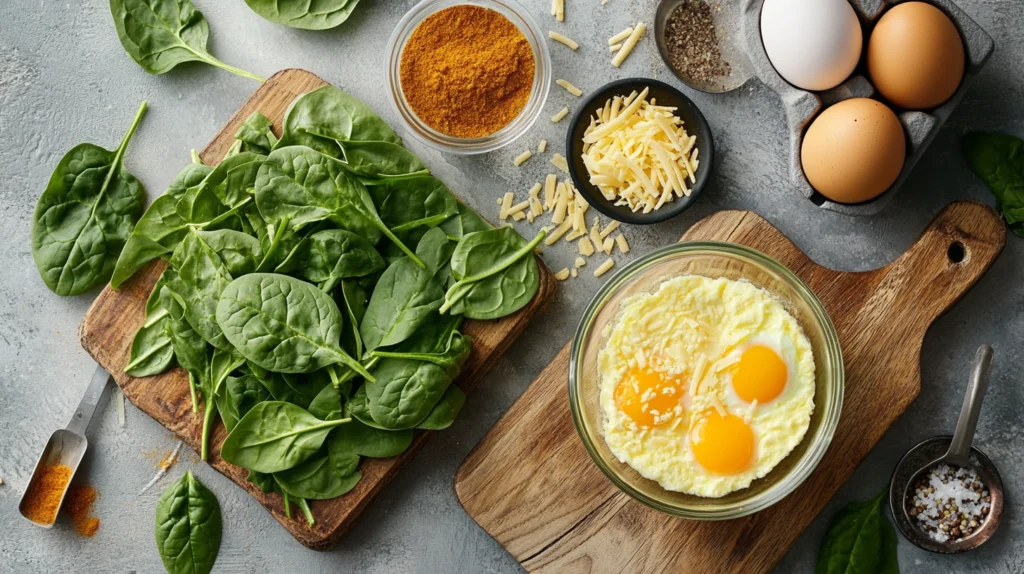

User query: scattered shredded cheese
[571,268,578,278]
[513,150,532,166]
[538,139,547,153]
[594,258,615,277]
[549,31,579,50]
[555,268,570,280]
[579,236,595,256]
[602,237,614,254]
[508,200,530,217]
[556,79,583,97]
[575,256,587,268]
[545,217,574,245]
[609,26,634,45]
[552,0,564,21]
[551,107,570,123]
[609,43,622,52]
[543,174,557,208]
[499,192,514,220]
[611,22,645,67]
[615,233,630,253]
[512,211,526,221]
[551,153,569,173]
[599,220,620,238]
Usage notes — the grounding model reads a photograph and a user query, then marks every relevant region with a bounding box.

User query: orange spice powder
[65,485,100,537]
[22,464,72,525]
[400,5,536,138]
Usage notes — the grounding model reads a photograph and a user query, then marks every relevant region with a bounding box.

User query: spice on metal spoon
[664,1,731,88]
[21,463,72,525]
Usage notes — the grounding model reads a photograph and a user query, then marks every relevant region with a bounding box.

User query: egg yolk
[614,368,684,428]
[731,345,787,404]
[689,409,755,474]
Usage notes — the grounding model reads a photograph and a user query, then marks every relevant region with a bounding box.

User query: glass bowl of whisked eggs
[569,242,843,519]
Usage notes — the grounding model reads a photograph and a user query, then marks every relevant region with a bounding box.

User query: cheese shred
[611,22,645,67]
[549,31,579,50]
[556,79,583,97]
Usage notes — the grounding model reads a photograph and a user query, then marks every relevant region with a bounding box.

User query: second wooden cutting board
[455,201,1005,573]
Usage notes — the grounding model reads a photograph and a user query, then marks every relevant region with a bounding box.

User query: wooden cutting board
[78,69,555,550]
[454,201,1005,573]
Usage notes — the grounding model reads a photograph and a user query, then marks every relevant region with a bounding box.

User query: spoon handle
[66,364,112,436]
[946,345,993,461]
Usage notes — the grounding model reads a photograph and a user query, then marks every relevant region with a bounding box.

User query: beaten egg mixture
[598,275,815,497]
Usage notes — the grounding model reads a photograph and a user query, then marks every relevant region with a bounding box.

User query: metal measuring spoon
[18,365,111,527]
[889,345,1004,553]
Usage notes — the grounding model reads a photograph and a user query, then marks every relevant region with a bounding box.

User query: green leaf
[244,0,361,30]
[368,175,459,234]
[109,0,263,81]
[166,229,237,349]
[963,132,1024,236]
[234,112,278,154]
[155,470,222,574]
[441,227,545,319]
[221,401,351,473]
[329,418,413,458]
[31,102,147,296]
[364,358,451,430]
[360,257,445,353]
[816,489,900,574]
[216,273,371,379]
[125,273,174,377]
[273,446,360,500]
[417,386,466,430]
[215,374,270,433]
[278,86,401,152]
[275,229,384,290]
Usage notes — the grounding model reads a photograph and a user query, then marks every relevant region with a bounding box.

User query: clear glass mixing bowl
[569,242,844,519]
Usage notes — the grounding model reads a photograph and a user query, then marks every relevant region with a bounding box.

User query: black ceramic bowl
[565,78,714,225]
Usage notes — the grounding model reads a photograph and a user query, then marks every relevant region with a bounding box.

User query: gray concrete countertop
[1,1,1021,572]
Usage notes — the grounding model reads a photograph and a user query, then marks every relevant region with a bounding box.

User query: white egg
[760,0,863,91]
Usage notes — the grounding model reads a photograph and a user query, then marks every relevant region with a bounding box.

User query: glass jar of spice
[386,0,551,155]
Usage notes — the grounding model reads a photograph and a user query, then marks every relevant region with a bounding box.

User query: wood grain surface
[455,201,1005,573]
[78,69,556,550]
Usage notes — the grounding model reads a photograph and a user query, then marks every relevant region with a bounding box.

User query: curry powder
[400,5,536,138]
[21,463,72,525]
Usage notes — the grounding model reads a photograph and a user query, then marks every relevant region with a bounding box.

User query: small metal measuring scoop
[18,365,111,527]
[889,345,1004,553]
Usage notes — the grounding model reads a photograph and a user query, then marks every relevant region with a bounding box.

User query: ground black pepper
[664,1,731,89]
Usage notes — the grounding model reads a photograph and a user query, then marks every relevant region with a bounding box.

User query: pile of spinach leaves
[118,86,546,525]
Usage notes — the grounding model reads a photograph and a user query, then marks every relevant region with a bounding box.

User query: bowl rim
[568,241,844,519]
[565,77,715,225]
[384,0,552,155]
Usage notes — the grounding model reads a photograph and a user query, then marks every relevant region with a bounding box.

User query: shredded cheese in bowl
[581,87,699,214]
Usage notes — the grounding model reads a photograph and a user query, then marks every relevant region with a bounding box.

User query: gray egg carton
[740,0,994,215]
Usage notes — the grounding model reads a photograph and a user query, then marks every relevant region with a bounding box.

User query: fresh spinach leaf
[414,227,455,276]
[166,228,237,349]
[216,273,372,379]
[215,374,270,433]
[273,446,360,500]
[125,273,175,377]
[244,0,362,30]
[278,86,402,152]
[816,489,899,574]
[307,384,344,421]
[254,146,423,265]
[220,401,351,473]
[346,384,388,430]
[441,227,545,319]
[368,175,458,234]
[364,358,451,430]
[275,229,384,290]
[338,279,368,358]
[329,418,413,458]
[337,140,429,179]
[110,0,263,81]
[373,331,471,378]
[155,470,221,574]
[417,385,466,430]
[234,112,278,154]
[964,132,1024,236]
[360,257,445,353]
[31,102,147,296]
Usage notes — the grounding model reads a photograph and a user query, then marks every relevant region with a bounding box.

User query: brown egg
[868,2,965,110]
[801,98,906,204]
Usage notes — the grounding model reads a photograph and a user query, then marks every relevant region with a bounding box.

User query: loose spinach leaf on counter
[244,0,362,31]
[155,470,221,574]
[440,226,545,319]
[220,401,351,473]
[216,273,372,379]
[31,102,147,296]
[964,132,1024,236]
[110,0,263,81]
[816,489,899,574]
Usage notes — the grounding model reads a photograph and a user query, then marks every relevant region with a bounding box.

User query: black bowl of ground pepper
[565,78,714,225]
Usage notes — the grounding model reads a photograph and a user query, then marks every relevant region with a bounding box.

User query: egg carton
[740,0,994,216]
